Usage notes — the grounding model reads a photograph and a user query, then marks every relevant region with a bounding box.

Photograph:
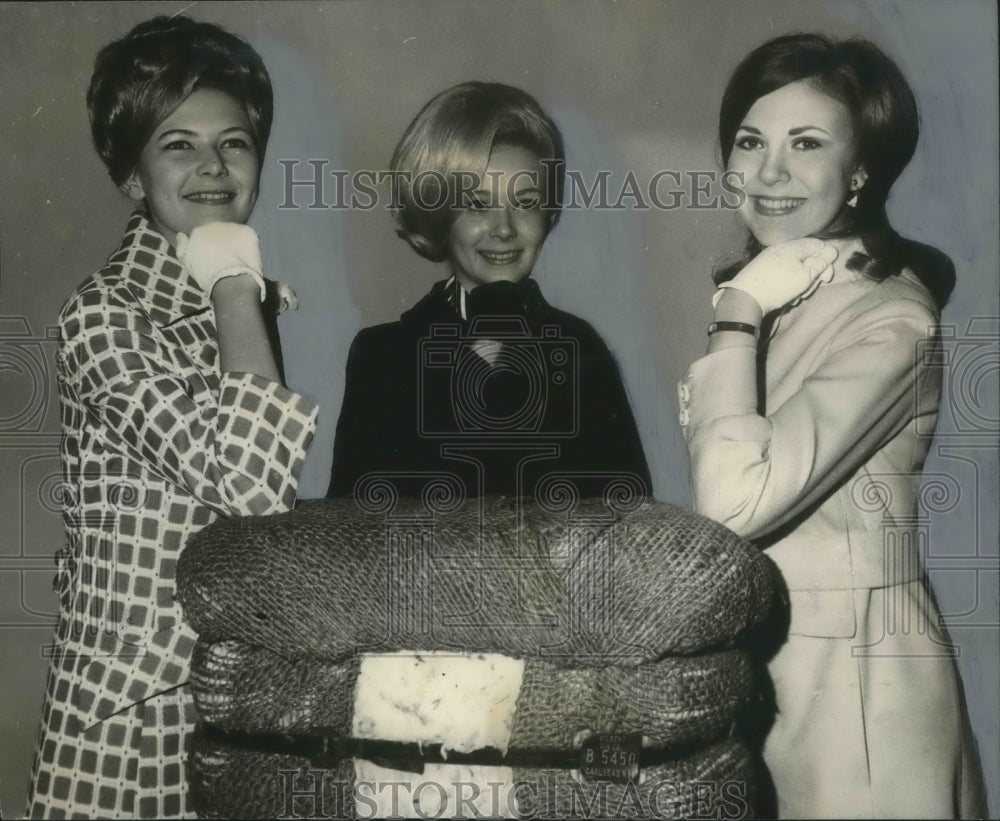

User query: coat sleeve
[60,288,318,517]
[578,325,653,496]
[679,297,939,540]
[327,328,384,498]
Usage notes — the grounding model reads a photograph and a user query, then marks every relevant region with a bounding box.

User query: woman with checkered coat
[23,17,319,819]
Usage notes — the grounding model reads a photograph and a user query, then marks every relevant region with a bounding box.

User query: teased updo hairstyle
[390,81,565,263]
[717,33,954,308]
[87,15,273,187]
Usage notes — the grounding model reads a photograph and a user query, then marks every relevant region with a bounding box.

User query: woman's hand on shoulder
[717,238,839,315]
[176,222,267,302]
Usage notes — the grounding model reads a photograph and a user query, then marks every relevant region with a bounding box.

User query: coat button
[678,409,690,427]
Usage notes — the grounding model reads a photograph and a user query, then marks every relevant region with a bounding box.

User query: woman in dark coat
[329,81,650,503]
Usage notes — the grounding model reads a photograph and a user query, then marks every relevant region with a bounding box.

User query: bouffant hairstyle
[390,81,565,263]
[87,15,273,187]
[717,33,954,308]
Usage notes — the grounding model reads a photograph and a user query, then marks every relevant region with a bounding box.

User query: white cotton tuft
[352,651,525,754]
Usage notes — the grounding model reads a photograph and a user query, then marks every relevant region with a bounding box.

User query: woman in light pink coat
[678,34,987,819]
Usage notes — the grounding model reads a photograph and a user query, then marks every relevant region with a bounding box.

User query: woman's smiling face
[447,143,549,292]
[125,88,260,246]
[727,79,865,246]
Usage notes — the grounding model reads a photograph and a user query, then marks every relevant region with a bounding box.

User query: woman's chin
[742,208,855,248]
[749,228,801,247]
[739,212,798,247]
[750,226,861,249]
[745,220,822,247]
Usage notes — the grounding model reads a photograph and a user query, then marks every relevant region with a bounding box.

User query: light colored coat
[679,254,987,819]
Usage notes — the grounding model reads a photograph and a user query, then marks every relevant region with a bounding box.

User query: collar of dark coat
[105,212,210,328]
[402,277,551,334]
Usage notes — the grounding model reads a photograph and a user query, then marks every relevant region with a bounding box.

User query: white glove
[175,222,267,302]
[713,238,839,314]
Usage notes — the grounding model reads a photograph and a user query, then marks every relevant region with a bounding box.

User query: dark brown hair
[717,33,954,308]
[87,15,273,187]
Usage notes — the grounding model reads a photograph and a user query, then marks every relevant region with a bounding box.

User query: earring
[847,177,862,208]
[121,177,143,201]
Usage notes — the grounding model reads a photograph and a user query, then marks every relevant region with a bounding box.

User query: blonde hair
[390,81,565,262]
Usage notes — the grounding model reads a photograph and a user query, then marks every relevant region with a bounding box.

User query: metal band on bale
[198,723,728,781]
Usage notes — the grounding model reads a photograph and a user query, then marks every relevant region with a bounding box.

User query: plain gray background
[1,1,996,817]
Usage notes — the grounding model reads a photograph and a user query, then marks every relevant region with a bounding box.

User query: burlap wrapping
[178,496,774,664]
[191,641,751,748]
[179,496,774,818]
[188,738,356,820]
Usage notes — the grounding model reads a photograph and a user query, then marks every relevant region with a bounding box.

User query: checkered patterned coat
[26,213,318,817]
